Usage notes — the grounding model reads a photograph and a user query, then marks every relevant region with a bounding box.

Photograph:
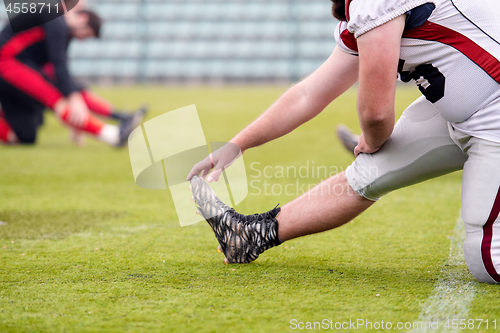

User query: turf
[0,85,498,332]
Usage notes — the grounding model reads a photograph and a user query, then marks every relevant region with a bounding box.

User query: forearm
[44,19,77,96]
[356,15,405,152]
[357,81,396,148]
[54,65,78,96]
[358,111,394,148]
[231,83,316,151]
[357,48,397,149]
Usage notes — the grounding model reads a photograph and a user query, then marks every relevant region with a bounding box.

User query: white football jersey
[335,0,500,143]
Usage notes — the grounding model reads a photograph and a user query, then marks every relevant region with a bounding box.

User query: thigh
[459,136,500,283]
[0,79,45,144]
[346,96,467,200]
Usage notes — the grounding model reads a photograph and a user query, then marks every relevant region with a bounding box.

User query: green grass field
[1,86,499,332]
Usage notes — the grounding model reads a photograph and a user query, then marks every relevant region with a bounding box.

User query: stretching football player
[42,0,144,146]
[0,9,145,146]
[188,0,500,284]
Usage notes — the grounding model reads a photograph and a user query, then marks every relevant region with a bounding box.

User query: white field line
[409,215,477,333]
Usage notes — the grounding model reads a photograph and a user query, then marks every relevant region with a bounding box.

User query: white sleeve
[334,21,359,56]
[347,0,436,38]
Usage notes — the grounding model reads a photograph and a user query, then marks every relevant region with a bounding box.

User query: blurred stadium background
[1,0,339,84]
[3,3,497,332]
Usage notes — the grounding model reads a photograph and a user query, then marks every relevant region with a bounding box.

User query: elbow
[359,108,395,148]
[366,114,394,128]
[362,114,394,129]
[359,107,394,128]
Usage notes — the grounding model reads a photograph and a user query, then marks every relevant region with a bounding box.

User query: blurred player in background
[188,0,500,284]
[0,7,145,146]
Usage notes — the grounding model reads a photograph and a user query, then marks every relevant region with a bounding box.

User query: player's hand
[187,142,243,182]
[66,93,90,128]
[354,133,381,157]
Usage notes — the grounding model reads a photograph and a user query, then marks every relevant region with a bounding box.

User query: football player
[188,0,500,284]
[0,9,145,146]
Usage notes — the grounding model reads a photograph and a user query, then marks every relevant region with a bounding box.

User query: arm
[354,15,405,156]
[187,47,359,180]
[43,17,78,97]
[44,18,89,127]
[231,46,359,151]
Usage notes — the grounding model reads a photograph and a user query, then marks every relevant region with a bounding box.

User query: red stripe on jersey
[481,187,500,283]
[0,27,63,108]
[345,0,352,21]
[0,27,44,58]
[341,28,358,52]
[403,21,500,84]
[0,59,63,108]
[341,0,356,52]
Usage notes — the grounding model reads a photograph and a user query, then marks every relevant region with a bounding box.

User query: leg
[54,102,146,147]
[457,133,500,283]
[61,91,148,146]
[192,96,467,263]
[80,89,144,122]
[0,80,44,144]
[80,90,114,118]
[278,96,467,241]
[3,103,43,144]
[0,115,18,144]
[278,172,374,241]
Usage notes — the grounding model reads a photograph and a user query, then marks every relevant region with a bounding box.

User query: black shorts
[0,77,45,144]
